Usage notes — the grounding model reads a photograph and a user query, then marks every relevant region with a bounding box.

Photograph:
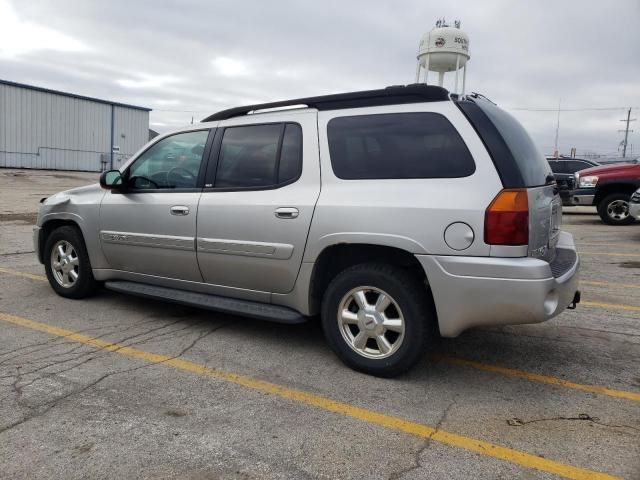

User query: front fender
[37,186,108,269]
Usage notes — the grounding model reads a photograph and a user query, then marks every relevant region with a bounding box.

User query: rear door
[100,129,213,281]
[196,112,320,294]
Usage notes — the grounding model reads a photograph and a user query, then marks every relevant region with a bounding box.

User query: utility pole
[618,108,636,158]
[553,99,561,158]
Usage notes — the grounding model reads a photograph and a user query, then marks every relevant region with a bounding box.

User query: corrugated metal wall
[0,82,149,171]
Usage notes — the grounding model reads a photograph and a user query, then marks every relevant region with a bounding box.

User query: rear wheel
[321,263,433,377]
[597,193,635,225]
[44,226,98,298]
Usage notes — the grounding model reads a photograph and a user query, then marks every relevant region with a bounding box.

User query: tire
[44,225,98,299]
[597,193,635,225]
[321,263,434,377]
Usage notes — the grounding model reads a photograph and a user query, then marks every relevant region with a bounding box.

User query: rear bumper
[417,231,580,337]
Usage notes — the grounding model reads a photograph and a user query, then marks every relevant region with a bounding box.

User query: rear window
[472,99,552,187]
[327,113,475,180]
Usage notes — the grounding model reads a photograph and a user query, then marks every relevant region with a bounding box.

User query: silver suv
[34,85,580,377]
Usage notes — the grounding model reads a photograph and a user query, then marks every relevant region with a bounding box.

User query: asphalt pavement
[0,168,638,479]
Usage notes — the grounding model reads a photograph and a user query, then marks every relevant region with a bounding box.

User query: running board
[104,281,307,324]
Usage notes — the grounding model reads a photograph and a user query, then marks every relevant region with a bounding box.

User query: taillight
[484,189,529,245]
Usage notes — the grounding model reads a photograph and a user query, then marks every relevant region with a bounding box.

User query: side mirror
[100,170,124,190]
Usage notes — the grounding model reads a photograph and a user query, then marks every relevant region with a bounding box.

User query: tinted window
[548,161,564,174]
[128,130,209,189]
[567,161,591,173]
[327,113,475,179]
[278,124,303,183]
[215,123,302,188]
[474,100,552,186]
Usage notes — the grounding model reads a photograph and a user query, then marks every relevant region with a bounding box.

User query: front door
[196,113,320,294]
[100,129,213,281]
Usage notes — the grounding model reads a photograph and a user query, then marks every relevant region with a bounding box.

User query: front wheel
[597,193,635,225]
[321,263,434,377]
[44,225,98,298]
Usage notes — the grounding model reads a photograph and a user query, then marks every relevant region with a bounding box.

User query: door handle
[275,207,299,219]
[170,205,190,216]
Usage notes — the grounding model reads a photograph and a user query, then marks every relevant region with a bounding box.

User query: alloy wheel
[50,240,80,288]
[337,286,405,359]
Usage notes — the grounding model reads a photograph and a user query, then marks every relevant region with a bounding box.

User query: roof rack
[202,84,449,122]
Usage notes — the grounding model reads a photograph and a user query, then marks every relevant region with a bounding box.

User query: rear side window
[459,98,552,187]
[327,113,475,180]
[567,161,591,173]
[548,161,566,174]
[215,123,302,188]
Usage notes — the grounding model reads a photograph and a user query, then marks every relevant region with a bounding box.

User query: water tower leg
[454,54,460,93]
[424,55,430,85]
[438,71,444,87]
[462,64,467,95]
[415,63,421,83]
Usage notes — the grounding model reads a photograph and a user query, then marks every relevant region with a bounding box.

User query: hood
[577,162,640,177]
[60,183,102,196]
[43,183,103,206]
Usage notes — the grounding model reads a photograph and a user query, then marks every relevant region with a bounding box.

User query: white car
[630,188,640,220]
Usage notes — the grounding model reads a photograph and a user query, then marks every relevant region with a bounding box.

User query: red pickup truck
[571,162,640,225]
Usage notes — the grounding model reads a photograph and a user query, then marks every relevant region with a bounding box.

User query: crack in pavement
[0,319,211,403]
[0,314,185,363]
[387,397,458,480]
[507,414,640,434]
[0,320,228,436]
[0,315,196,367]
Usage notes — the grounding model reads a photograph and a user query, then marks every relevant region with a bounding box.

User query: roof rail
[202,84,450,122]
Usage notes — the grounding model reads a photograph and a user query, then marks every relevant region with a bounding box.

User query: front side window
[327,113,475,180]
[127,130,209,190]
[215,123,302,188]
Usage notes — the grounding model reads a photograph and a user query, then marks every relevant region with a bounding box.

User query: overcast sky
[1,0,639,157]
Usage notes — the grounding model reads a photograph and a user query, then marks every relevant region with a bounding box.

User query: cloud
[212,57,252,77]
[117,73,182,89]
[1,0,638,156]
[0,1,88,58]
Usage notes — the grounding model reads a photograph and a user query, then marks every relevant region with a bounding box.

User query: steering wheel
[129,175,160,189]
[167,167,197,187]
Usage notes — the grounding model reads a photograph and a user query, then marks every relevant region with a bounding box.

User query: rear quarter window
[327,113,475,180]
[458,98,552,187]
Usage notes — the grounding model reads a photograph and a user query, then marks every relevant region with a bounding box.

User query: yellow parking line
[0,311,620,480]
[581,280,640,290]
[578,251,640,258]
[434,355,640,402]
[581,301,640,312]
[0,267,638,395]
[578,242,640,249]
[0,267,46,282]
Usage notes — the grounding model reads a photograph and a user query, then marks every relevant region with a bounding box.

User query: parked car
[547,158,599,206]
[629,188,640,221]
[34,85,580,377]
[571,162,640,225]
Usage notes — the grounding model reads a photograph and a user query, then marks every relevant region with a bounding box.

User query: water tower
[415,19,470,94]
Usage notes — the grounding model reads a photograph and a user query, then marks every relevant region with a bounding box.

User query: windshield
[475,99,552,187]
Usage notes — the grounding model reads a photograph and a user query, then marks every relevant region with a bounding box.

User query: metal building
[0,79,151,172]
